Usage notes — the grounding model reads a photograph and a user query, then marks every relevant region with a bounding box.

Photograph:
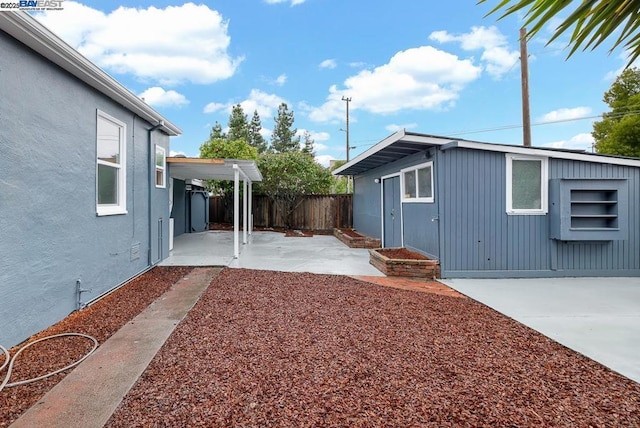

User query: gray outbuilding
[334,130,640,278]
[0,12,180,348]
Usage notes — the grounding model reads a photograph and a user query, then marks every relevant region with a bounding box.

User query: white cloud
[203,102,227,114]
[169,150,187,157]
[274,74,288,85]
[315,154,334,167]
[541,133,594,151]
[296,130,330,151]
[264,0,306,5]
[538,107,592,122]
[430,26,519,79]
[311,131,330,142]
[139,87,189,108]
[306,46,481,122]
[320,59,337,69]
[385,123,418,132]
[203,89,287,119]
[349,61,367,68]
[34,2,242,85]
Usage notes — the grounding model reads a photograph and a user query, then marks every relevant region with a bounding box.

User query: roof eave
[0,11,181,136]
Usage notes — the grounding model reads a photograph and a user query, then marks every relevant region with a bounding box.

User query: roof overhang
[441,140,640,168]
[168,158,263,182]
[334,130,640,176]
[0,12,181,136]
[333,130,456,176]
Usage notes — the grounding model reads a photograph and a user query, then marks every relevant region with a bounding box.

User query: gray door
[189,191,209,232]
[383,176,402,247]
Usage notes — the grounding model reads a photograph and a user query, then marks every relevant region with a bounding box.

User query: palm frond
[479,0,640,66]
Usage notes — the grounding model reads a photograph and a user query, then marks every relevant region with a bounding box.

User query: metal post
[233,164,239,258]
[248,181,253,235]
[243,178,248,244]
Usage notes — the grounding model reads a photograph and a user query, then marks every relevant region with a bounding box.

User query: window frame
[505,153,548,215]
[155,145,166,188]
[400,161,434,203]
[96,110,127,216]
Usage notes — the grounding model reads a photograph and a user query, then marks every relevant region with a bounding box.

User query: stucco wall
[0,31,170,347]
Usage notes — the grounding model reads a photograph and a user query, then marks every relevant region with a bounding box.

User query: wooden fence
[209,194,352,231]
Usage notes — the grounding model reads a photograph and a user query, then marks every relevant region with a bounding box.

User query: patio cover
[167,157,263,258]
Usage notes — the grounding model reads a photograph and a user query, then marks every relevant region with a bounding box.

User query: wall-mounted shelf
[549,179,628,241]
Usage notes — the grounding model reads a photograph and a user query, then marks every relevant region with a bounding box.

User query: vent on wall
[549,179,628,241]
[130,243,141,261]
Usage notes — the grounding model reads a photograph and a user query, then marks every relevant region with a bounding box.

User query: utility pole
[520,27,532,147]
[341,96,352,161]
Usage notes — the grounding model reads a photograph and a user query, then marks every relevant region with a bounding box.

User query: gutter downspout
[148,120,164,266]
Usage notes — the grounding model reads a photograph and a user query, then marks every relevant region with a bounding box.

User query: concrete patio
[160,230,384,277]
[441,277,640,384]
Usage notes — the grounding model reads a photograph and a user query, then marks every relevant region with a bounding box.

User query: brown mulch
[209,223,329,236]
[284,229,313,237]
[105,269,640,427]
[337,228,364,238]
[377,247,429,260]
[0,266,194,427]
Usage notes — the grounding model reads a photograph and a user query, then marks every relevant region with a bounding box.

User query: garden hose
[0,333,98,393]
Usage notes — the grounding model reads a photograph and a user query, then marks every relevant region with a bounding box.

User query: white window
[155,145,166,188]
[506,153,548,215]
[96,110,127,216]
[401,162,434,203]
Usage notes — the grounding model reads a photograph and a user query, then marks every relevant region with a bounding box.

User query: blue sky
[33,0,631,165]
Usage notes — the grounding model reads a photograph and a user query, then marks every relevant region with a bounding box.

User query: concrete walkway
[161,231,384,277]
[441,277,640,384]
[11,267,220,428]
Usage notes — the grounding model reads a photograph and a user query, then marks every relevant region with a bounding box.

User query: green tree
[227,104,250,143]
[593,68,640,157]
[301,130,315,156]
[199,137,258,222]
[256,151,332,228]
[480,0,640,64]
[248,110,268,153]
[200,138,258,160]
[329,159,349,194]
[271,103,300,153]
[209,121,225,140]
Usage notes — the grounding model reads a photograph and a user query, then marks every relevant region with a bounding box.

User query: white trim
[96,110,127,216]
[400,161,434,203]
[505,153,548,215]
[155,145,166,188]
[448,140,640,168]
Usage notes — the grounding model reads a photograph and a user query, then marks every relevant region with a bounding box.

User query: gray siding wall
[0,32,170,347]
[353,150,439,258]
[440,148,640,277]
[550,159,640,274]
[171,179,187,236]
[351,144,640,278]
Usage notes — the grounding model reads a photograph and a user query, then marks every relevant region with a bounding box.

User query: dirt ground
[0,266,193,427]
[107,269,639,427]
[2,267,640,427]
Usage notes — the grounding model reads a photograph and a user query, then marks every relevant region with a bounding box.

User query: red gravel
[338,228,364,238]
[377,247,429,260]
[105,269,640,427]
[0,266,193,427]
